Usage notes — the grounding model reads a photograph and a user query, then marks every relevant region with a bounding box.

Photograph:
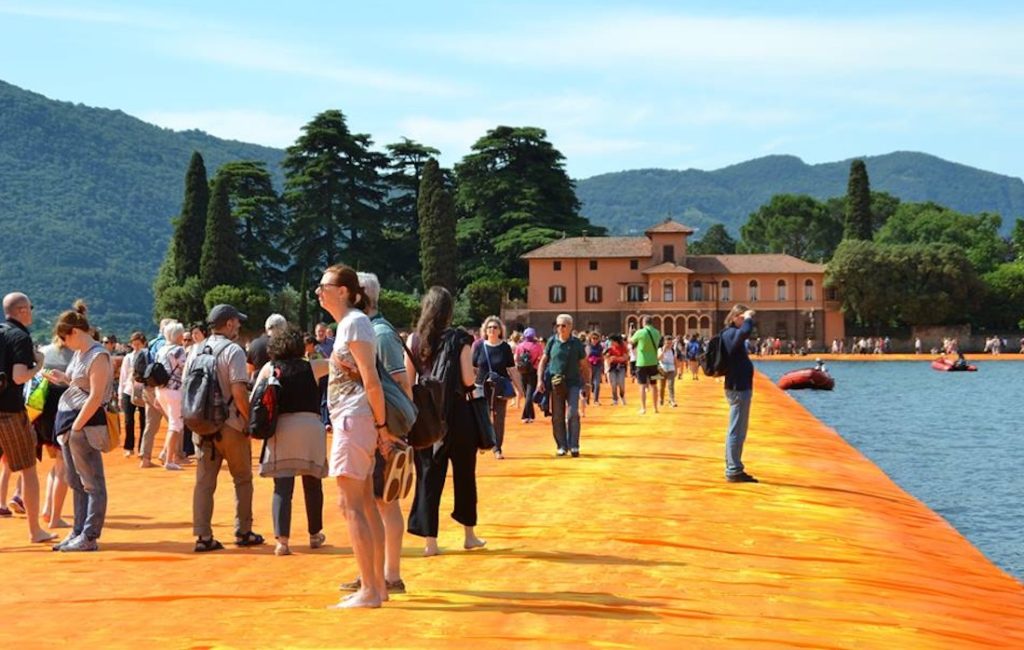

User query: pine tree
[217,160,287,288]
[174,152,210,281]
[199,172,243,290]
[845,159,873,240]
[382,138,441,287]
[418,158,457,293]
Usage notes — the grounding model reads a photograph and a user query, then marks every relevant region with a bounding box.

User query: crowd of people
[0,278,764,608]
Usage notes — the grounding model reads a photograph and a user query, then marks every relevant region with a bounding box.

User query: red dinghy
[931,358,978,372]
[778,368,835,391]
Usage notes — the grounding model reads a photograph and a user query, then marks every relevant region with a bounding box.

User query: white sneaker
[164,462,183,471]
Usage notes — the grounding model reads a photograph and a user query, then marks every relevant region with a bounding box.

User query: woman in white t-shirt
[316,263,397,610]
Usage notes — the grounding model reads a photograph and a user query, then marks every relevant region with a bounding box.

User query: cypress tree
[174,152,210,281]
[845,159,873,240]
[418,158,457,293]
[199,172,243,290]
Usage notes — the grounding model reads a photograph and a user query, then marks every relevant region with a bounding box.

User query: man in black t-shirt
[0,292,55,543]
[246,313,287,380]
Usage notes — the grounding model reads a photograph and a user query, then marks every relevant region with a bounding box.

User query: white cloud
[139,109,303,148]
[430,12,1024,79]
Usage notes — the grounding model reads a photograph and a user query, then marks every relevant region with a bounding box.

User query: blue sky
[2,0,1023,180]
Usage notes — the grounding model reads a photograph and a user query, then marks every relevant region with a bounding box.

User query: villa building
[514,219,845,344]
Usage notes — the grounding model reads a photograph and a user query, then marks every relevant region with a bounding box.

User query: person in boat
[952,351,968,370]
[813,358,827,373]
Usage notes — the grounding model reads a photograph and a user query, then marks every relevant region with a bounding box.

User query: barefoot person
[317,264,395,609]
[406,287,487,556]
[0,292,55,544]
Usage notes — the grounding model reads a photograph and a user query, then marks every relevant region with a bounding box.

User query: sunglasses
[315,282,341,293]
[485,325,500,330]
[556,323,570,329]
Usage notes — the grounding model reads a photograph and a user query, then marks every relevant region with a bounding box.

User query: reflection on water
[757,359,1024,579]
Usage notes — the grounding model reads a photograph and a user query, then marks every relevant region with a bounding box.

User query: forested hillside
[577,153,1024,235]
[0,80,283,334]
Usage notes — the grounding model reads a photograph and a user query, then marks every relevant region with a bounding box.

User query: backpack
[402,334,449,450]
[686,340,702,361]
[131,348,150,383]
[182,338,235,436]
[516,348,534,373]
[701,334,729,377]
[247,363,281,440]
[143,347,170,388]
[0,324,9,394]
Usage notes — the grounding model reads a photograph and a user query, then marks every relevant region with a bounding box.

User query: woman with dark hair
[316,263,395,609]
[49,302,113,552]
[251,324,329,557]
[36,335,73,528]
[406,286,486,557]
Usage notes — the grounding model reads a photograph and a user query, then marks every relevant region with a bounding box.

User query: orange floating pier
[2,372,1022,649]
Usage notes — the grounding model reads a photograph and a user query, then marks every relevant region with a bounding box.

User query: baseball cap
[207,304,247,327]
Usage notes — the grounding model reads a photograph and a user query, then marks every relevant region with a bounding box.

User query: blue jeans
[588,367,602,403]
[607,367,626,403]
[551,384,581,451]
[725,389,752,476]
[62,429,108,540]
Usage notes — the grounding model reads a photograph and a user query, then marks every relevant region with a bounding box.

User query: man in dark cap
[190,304,265,552]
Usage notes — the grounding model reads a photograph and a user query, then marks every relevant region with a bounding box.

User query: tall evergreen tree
[455,126,604,281]
[418,158,457,293]
[174,152,210,281]
[282,110,388,290]
[845,159,873,240]
[688,223,737,255]
[383,138,441,287]
[218,160,288,288]
[200,173,243,290]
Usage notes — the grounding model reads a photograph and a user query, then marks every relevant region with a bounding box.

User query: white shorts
[155,387,183,433]
[328,414,376,480]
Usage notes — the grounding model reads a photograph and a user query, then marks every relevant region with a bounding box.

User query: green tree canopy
[978,262,1024,329]
[738,194,841,261]
[218,160,288,289]
[875,202,1009,274]
[454,126,604,281]
[382,138,441,288]
[174,152,210,281]
[688,223,736,255]
[282,110,388,284]
[844,159,873,240]
[199,173,243,290]
[418,157,458,293]
[203,284,272,336]
[827,239,982,327]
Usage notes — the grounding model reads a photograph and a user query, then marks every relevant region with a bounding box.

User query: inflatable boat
[931,358,977,372]
[778,368,835,391]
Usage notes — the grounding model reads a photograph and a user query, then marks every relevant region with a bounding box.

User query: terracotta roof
[642,262,693,275]
[684,255,826,274]
[521,236,651,259]
[645,219,696,235]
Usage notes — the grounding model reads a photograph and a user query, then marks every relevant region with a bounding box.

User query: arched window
[663,280,674,302]
[664,316,674,336]
[692,280,703,301]
[748,280,759,302]
[720,280,731,302]
[675,316,686,336]
[688,315,699,333]
[699,316,711,337]
[777,279,787,301]
[804,279,814,301]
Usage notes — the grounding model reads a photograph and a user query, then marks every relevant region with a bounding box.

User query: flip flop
[382,441,414,503]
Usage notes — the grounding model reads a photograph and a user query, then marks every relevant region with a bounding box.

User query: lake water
[756,359,1023,580]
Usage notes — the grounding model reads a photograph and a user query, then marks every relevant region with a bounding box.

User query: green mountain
[0,80,283,336]
[576,153,1024,236]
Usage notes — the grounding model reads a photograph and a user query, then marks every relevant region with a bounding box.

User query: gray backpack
[182,338,234,436]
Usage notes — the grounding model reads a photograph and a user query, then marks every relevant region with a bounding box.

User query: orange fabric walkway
[2,373,1022,649]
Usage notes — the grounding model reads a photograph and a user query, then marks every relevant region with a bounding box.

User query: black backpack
[401,335,448,450]
[247,363,281,440]
[701,334,729,377]
[131,348,150,383]
[143,356,170,387]
[516,348,534,373]
[182,338,234,435]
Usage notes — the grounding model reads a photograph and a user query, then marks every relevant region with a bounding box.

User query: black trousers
[121,393,146,452]
[272,476,324,538]
[407,404,478,538]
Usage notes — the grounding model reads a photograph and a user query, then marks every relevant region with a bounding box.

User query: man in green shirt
[630,315,662,415]
[537,313,590,457]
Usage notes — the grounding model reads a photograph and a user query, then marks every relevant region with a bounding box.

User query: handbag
[468,390,497,450]
[102,402,122,453]
[482,344,515,399]
[27,376,49,412]
[377,358,417,439]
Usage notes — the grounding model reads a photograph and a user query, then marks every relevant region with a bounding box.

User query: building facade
[511,219,845,345]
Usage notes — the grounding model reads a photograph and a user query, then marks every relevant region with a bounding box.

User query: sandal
[194,537,224,553]
[235,531,265,547]
[382,441,414,504]
[9,496,25,514]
